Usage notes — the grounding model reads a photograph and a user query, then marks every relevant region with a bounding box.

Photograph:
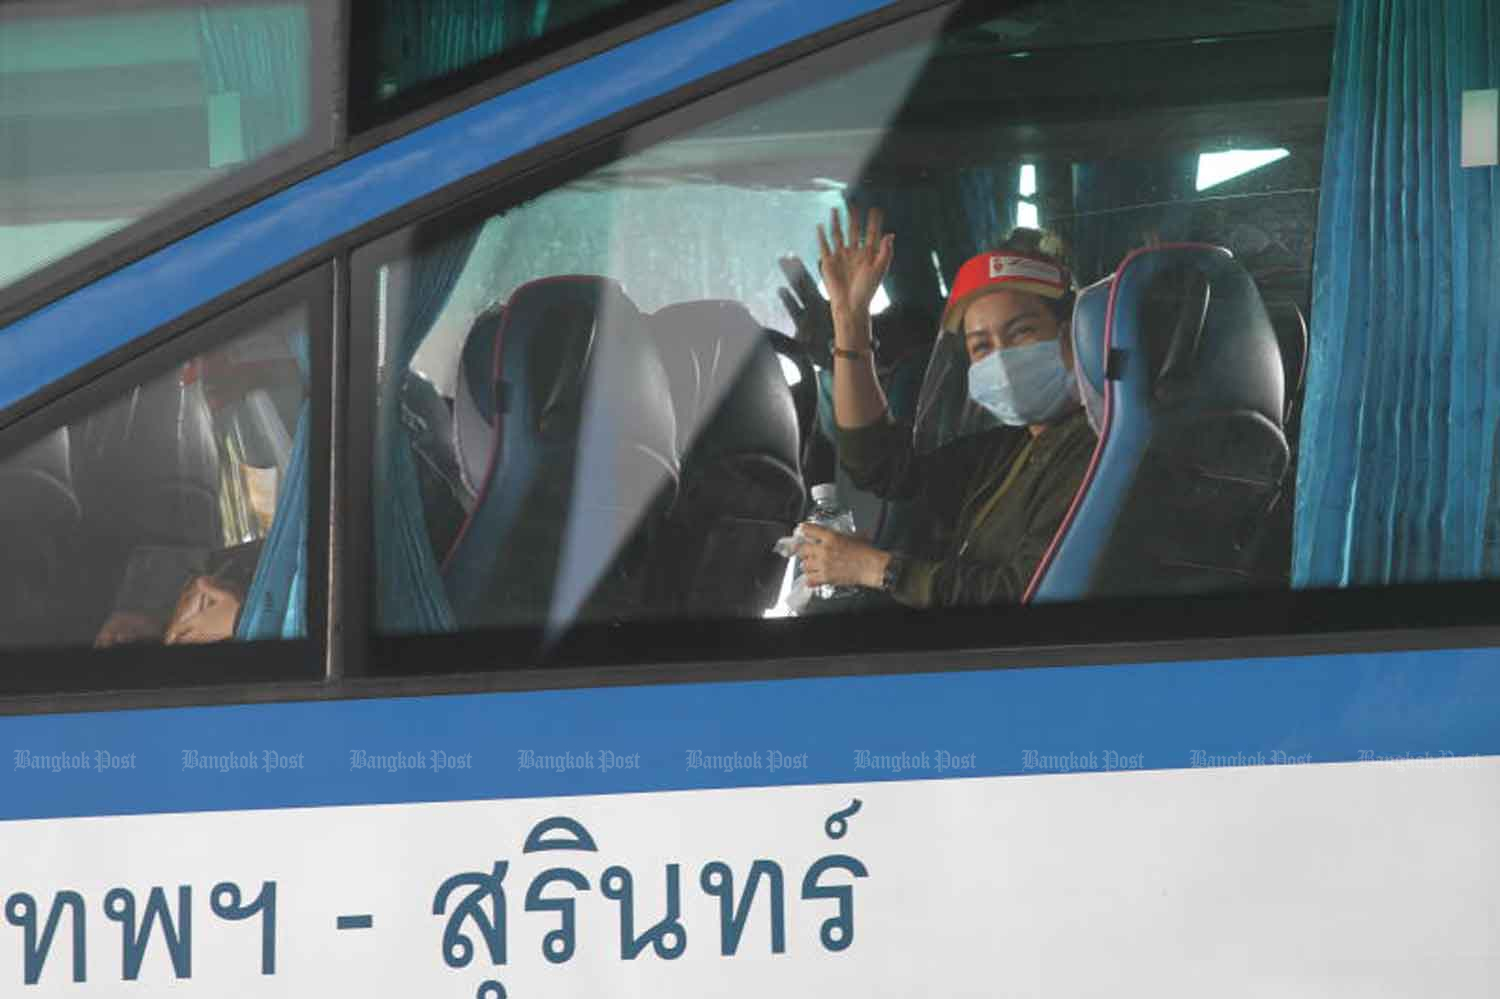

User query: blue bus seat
[646,300,806,617]
[1028,245,1289,602]
[1264,299,1308,426]
[0,429,83,644]
[400,365,472,559]
[763,327,818,471]
[451,305,506,501]
[442,277,679,630]
[71,370,222,552]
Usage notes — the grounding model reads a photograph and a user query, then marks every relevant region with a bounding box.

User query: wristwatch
[880,553,907,593]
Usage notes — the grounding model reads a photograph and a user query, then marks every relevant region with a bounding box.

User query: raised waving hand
[818,205,894,326]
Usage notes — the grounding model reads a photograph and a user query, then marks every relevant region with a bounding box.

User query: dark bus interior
[0,0,1345,666]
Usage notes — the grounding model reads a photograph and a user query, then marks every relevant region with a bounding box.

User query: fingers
[829,206,846,253]
[787,257,822,304]
[864,206,884,250]
[816,224,833,263]
[874,232,895,273]
[778,286,804,322]
[798,523,834,542]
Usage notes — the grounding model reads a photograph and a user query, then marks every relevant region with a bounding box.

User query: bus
[1,0,1497,994]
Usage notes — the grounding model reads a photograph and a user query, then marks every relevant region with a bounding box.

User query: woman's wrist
[831,306,874,354]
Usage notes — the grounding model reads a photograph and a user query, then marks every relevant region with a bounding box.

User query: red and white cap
[941,251,1070,332]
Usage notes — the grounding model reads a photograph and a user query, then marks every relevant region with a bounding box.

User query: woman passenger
[794,208,1095,606]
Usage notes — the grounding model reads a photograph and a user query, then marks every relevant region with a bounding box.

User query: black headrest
[650,300,801,472]
[1073,247,1284,426]
[1262,300,1307,422]
[72,373,221,547]
[452,306,506,496]
[763,328,817,457]
[0,428,81,528]
[442,276,679,625]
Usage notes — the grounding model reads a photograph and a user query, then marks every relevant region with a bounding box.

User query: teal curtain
[197,7,310,158]
[236,332,310,640]
[375,230,480,633]
[853,165,1017,313]
[379,0,630,96]
[1295,0,1500,587]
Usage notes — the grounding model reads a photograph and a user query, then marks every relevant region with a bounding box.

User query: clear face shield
[911,328,999,453]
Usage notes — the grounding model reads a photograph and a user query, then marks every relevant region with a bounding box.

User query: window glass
[359,0,1500,658]
[350,0,672,130]
[0,2,329,291]
[0,299,313,653]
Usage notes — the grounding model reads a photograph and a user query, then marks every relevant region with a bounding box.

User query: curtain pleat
[197,7,310,159]
[375,230,481,633]
[237,331,312,641]
[236,409,310,639]
[380,0,625,95]
[1294,0,1500,588]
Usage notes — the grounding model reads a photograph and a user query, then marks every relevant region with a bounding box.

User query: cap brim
[941,279,1066,332]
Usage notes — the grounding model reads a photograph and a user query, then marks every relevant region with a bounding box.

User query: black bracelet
[832,345,871,361]
[880,554,907,593]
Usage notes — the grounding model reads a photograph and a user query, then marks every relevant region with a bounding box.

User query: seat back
[443,277,679,630]
[1263,299,1308,426]
[0,428,83,644]
[1030,245,1289,601]
[647,300,805,617]
[72,369,222,550]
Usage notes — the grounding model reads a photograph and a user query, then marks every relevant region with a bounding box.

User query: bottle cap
[810,483,838,505]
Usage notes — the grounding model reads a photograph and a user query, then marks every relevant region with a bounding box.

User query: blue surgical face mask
[967,339,1080,427]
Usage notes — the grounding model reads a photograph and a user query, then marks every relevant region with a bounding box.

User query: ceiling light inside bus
[932,251,950,298]
[1196,148,1290,191]
[1019,164,1037,197]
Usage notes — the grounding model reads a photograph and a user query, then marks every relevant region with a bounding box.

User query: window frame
[0,0,741,337]
[0,0,961,715]
[341,0,1500,683]
[0,262,335,700]
[0,0,345,330]
[345,0,722,137]
[2,0,1497,718]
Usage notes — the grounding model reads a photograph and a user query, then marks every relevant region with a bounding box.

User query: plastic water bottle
[803,482,858,601]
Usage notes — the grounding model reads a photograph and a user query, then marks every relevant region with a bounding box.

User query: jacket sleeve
[835,416,1005,527]
[886,430,1092,609]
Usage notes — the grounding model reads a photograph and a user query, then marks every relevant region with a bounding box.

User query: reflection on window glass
[366,0,1387,645]
[0,3,320,289]
[0,308,310,651]
[355,0,661,116]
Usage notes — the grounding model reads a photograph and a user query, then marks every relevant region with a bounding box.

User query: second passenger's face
[962,290,1071,368]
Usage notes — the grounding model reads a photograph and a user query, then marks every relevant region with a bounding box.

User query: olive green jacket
[837,408,1096,608]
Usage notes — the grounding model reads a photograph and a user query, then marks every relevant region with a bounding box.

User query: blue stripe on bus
[0,0,897,412]
[1,646,1496,821]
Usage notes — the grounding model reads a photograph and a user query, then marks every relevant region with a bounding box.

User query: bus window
[0,1,333,291]
[355,0,1334,655]
[349,0,681,132]
[0,287,317,655]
